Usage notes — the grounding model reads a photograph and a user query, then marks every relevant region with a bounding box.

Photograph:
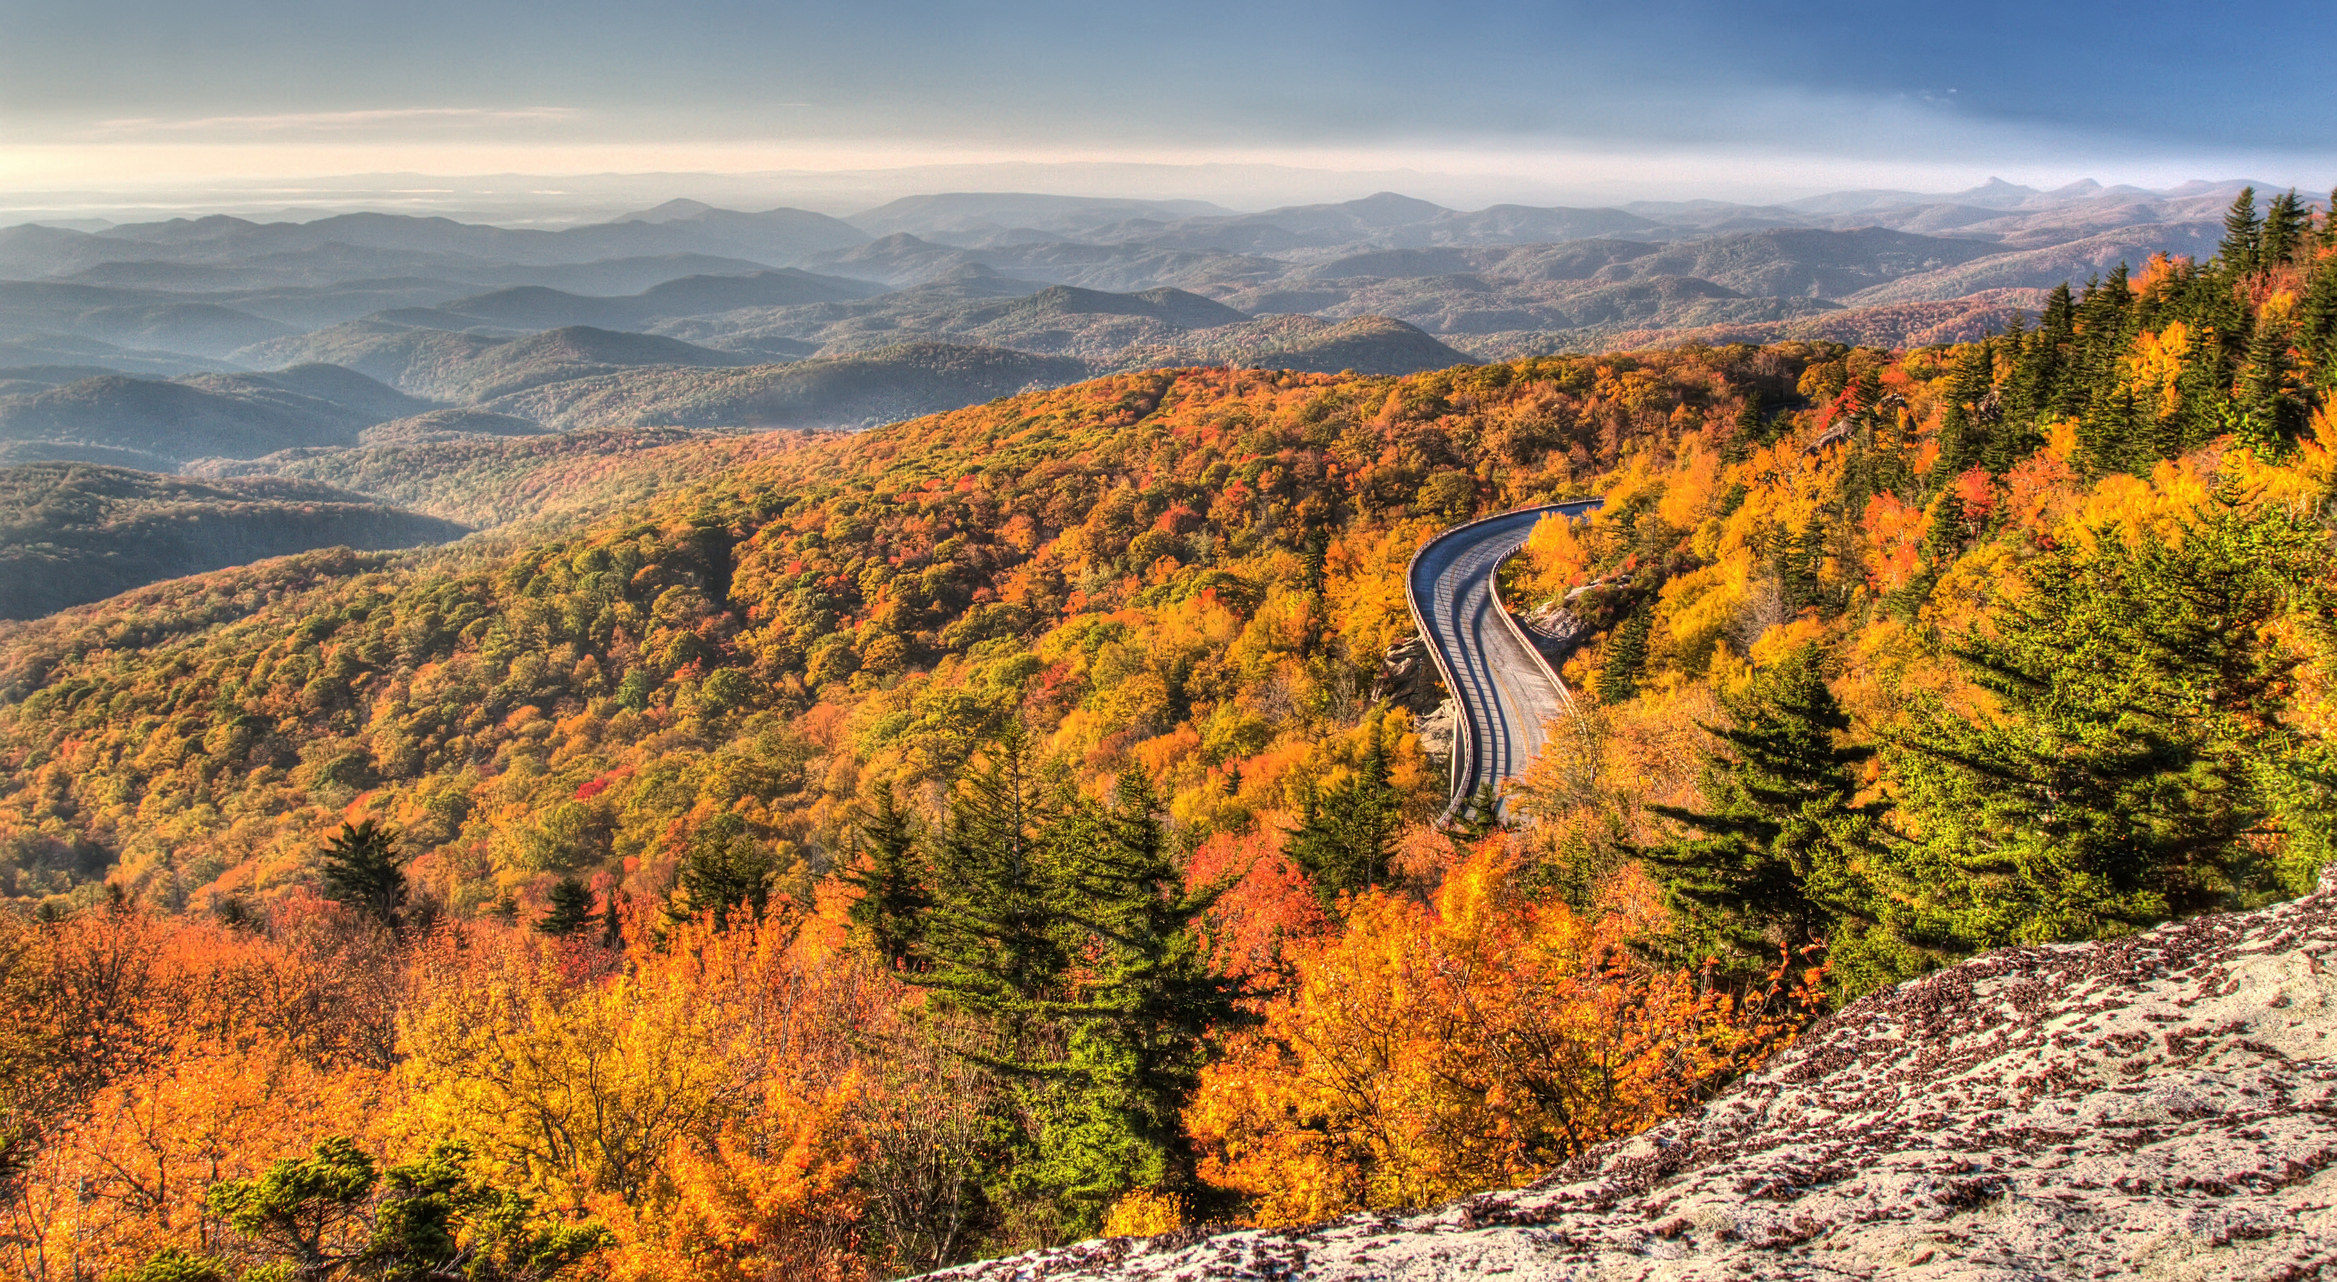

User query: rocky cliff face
[926,872,2337,1280]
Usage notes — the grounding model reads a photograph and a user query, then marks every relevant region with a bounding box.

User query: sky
[1,0,2333,217]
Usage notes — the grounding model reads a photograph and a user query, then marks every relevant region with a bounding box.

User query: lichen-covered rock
[924,873,2337,1280]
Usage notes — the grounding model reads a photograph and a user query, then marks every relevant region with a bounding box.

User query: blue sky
[1,0,2332,208]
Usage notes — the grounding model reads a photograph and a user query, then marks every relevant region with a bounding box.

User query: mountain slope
[0,462,466,618]
[189,426,797,528]
[1116,314,1475,374]
[431,269,882,330]
[0,365,423,466]
[479,342,1094,430]
[233,323,758,402]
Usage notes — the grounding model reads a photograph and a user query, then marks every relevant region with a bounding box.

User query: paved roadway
[1405,500,1602,821]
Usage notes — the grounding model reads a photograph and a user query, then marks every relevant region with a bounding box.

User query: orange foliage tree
[1186,846,1807,1226]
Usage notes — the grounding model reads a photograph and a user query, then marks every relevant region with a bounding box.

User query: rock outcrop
[1368,635,1445,717]
[924,872,2337,1280]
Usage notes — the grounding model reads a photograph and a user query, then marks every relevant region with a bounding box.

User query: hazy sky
[2,0,2333,212]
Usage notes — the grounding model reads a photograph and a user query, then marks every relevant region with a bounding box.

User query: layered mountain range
[0,178,2270,618]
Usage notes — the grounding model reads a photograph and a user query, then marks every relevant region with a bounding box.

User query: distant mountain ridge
[0,180,2282,506]
[0,461,465,618]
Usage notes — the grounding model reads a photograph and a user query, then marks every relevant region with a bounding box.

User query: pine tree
[2262,190,2308,267]
[1642,645,1893,999]
[1596,601,1652,704]
[2220,187,2263,274]
[845,784,932,969]
[1287,724,1403,902]
[536,877,593,937]
[2299,251,2337,375]
[318,820,407,932]
[2238,309,2304,448]
[666,812,773,931]
[1889,496,2329,948]
[919,722,1067,1042]
[1036,772,1247,1219]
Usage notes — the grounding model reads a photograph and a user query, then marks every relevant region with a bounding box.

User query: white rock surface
[925,872,2337,1280]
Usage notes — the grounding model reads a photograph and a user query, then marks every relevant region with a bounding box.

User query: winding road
[1405,500,1602,821]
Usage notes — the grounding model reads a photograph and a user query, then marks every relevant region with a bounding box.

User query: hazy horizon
[2,166,2326,231]
[4,0,2332,223]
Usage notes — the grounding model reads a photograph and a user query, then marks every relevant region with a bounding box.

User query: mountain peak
[617,198,722,224]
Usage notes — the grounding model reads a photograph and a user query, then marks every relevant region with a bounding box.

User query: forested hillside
[0,463,467,619]
[2,191,2335,1281]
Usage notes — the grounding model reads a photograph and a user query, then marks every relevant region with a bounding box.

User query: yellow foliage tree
[1186,846,1800,1226]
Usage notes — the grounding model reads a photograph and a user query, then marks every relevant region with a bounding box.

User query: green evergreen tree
[112,1248,226,1282]
[366,1141,608,1282]
[2301,249,2337,375]
[1596,601,1652,704]
[206,1136,378,1282]
[1898,487,1967,609]
[1445,783,1508,848]
[845,784,932,969]
[1888,497,2330,948]
[2238,309,2305,448]
[535,877,593,937]
[318,821,406,933]
[1286,725,1403,902]
[666,812,773,931]
[1734,390,1768,442]
[1641,645,1898,1000]
[1033,772,1246,1223]
[878,727,1243,1238]
[2262,190,2308,267]
[1934,403,1976,479]
[2219,186,2263,273]
[1949,338,1996,408]
[917,721,1069,1045]
[204,1137,605,1282]
[2077,382,2141,475]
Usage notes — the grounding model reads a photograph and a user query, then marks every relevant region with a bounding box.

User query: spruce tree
[1287,726,1403,901]
[1037,772,1246,1218]
[919,722,1068,1043]
[1734,391,1768,444]
[535,877,593,937]
[1934,403,1976,483]
[2220,186,2263,273]
[885,728,1243,1236]
[1949,339,1995,409]
[2238,310,2304,447]
[2262,190,2308,267]
[1889,496,2329,948]
[1642,645,1892,999]
[2299,251,2337,375]
[319,821,407,933]
[666,812,773,931]
[1596,601,1652,704]
[845,784,932,969]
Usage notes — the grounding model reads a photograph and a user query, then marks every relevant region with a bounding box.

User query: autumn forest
[5,188,2337,1280]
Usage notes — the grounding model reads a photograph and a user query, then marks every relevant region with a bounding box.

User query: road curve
[1405,500,1602,822]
